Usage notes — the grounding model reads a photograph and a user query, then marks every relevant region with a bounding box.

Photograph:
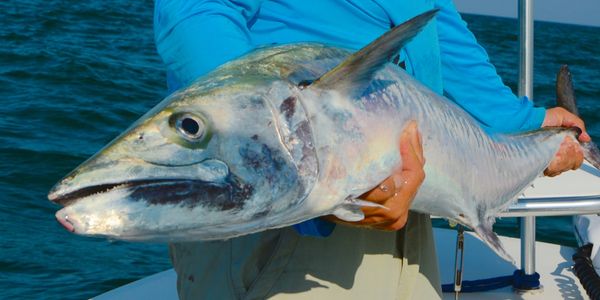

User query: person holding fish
[153,0,589,299]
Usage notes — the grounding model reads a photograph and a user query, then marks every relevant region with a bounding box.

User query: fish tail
[555,65,600,170]
[583,141,600,170]
[556,64,579,115]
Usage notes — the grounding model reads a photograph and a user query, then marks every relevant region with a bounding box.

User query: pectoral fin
[332,198,389,222]
[332,206,364,222]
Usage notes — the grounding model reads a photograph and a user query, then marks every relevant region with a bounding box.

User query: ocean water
[0,1,598,299]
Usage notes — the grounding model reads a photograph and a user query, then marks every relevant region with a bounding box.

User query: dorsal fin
[556,65,579,116]
[310,9,439,93]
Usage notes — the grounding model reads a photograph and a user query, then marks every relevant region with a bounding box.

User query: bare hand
[324,121,425,230]
[542,107,588,176]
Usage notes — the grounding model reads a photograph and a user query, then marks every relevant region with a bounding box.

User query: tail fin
[555,65,600,169]
[556,65,579,115]
[583,142,600,169]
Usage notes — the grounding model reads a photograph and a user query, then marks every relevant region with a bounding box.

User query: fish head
[48,77,317,241]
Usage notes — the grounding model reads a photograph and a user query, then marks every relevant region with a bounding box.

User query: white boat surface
[437,229,585,300]
[92,230,587,300]
[91,232,581,300]
[94,161,600,300]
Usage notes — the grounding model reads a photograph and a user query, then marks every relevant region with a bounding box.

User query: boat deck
[93,228,589,300]
[437,228,587,300]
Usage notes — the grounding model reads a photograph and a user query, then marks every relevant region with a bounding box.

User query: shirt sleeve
[434,0,546,133]
[154,0,264,91]
[153,0,334,237]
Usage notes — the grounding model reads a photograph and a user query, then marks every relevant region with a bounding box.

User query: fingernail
[401,125,410,139]
[406,120,417,133]
[379,184,389,192]
[583,132,591,142]
[409,122,419,145]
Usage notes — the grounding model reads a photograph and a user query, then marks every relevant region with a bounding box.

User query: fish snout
[48,179,71,204]
[48,182,67,203]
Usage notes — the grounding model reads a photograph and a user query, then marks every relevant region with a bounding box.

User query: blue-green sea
[1,1,598,299]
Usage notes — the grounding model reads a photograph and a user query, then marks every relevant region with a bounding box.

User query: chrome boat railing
[500,196,600,218]
[518,0,537,279]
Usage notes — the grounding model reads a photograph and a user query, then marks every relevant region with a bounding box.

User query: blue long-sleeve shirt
[154,0,547,237]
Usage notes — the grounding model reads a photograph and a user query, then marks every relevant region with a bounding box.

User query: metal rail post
[518,0,536,278]
[519,0,534,99]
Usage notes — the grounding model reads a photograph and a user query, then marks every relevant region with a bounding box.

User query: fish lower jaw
[55,209,83,234]
[55,207,124,237]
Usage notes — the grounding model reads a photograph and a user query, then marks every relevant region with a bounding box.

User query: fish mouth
[49,177,254,209]
[52,177,255,238]
[49,179,177,206]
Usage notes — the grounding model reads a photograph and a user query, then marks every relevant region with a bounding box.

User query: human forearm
[435,0,546,133]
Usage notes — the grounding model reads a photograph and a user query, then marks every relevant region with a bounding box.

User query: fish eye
[181,117,200,136]
[170,113,206,141]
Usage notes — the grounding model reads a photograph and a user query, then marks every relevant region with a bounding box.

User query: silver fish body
[48,44,572,260]
[48,11,577,261]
